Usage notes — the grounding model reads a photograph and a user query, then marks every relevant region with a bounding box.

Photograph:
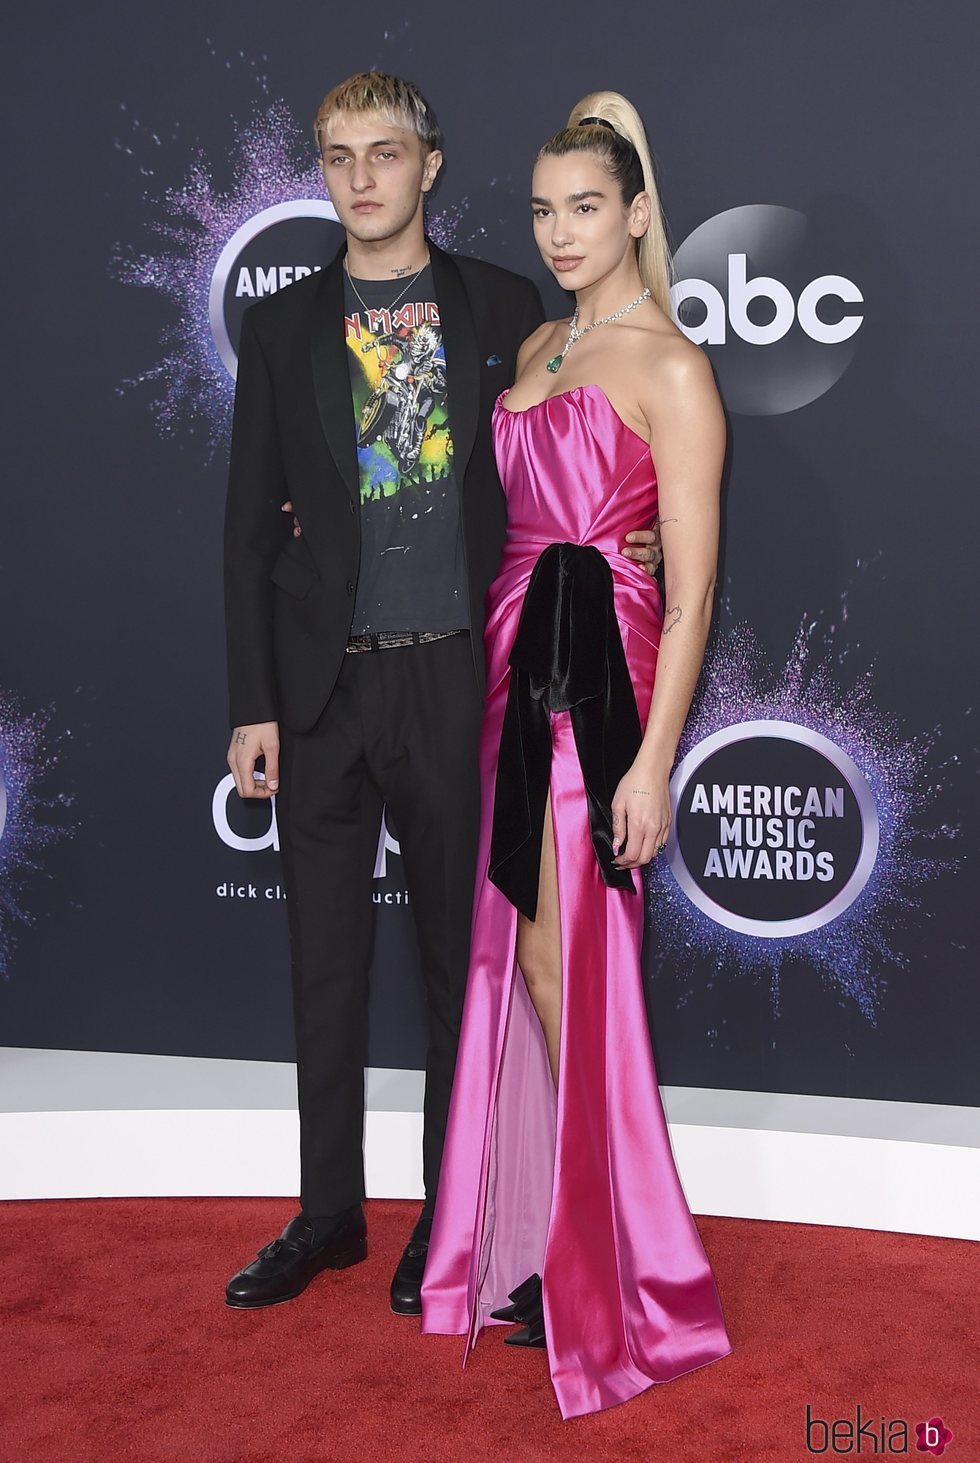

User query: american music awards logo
[209,198,341,377]
[644,615,954,1024]
[668,721,878,939]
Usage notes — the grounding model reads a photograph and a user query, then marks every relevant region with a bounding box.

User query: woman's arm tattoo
[664,604,683,634]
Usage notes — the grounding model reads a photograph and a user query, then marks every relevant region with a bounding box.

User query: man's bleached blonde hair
[314,71,441,156]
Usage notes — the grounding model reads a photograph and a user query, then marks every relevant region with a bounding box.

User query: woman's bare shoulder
[607,312,721,446]
[631,320,715,398]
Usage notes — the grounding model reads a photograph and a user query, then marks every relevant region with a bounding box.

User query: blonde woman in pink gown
[420,91,733,1419]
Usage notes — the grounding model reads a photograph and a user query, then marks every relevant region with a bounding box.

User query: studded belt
[345,629,467,653]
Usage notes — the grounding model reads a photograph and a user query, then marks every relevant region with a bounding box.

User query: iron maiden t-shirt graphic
[343,267,469,634]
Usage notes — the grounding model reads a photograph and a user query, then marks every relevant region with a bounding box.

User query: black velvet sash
[488,542,643,921]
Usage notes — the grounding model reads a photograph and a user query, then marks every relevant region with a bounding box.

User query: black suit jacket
[223,240,545,733]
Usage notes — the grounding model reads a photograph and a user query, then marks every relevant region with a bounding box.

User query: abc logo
[212,773,400,876]
[209,200,344,378]
[671,204,863,415]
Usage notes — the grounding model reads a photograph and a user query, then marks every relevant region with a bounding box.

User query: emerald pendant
[546,355,562,373]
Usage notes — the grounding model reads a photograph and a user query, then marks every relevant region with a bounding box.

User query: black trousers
[276,633,483,1218]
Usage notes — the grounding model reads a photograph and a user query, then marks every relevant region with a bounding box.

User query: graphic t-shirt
[344,264,469,634]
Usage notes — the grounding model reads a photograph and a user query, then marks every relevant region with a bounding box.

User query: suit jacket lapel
[430,242,480,484]
[311,242,359,504]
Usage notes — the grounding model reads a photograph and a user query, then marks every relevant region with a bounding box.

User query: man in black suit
[223,72,659,1315]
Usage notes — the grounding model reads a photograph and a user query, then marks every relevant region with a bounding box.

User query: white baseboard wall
[1,1049,977,1240]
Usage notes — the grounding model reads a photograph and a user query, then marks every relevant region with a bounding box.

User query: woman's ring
[655,842,667,855]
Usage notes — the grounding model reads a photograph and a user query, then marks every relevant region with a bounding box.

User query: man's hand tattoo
[664,605,683,634]
[235,732,247,745]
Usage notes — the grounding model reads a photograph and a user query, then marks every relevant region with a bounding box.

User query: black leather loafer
[390,1238,428,1315]
[225,1208,367,1309]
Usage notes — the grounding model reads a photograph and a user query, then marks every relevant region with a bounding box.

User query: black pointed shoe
[225,1208,367,1309]
[390,1238,428,1315]
[490,1273,542,1324]
[502,1275,546,1348]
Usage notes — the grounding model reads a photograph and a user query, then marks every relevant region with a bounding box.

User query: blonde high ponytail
[538,91,674,317]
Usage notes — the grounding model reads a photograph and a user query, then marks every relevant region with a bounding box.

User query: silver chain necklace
[546,287,652,373]
[345,255,431,317]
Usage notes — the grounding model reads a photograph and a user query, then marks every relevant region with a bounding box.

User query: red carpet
[0,1199,975,1461]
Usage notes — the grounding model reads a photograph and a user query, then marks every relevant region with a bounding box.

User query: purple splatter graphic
[645,610,958,1025]
[111,57,463,448]
[0,693,74,977]
[113,99,325,446]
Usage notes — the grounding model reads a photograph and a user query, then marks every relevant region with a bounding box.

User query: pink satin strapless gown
[420,384,733,1419]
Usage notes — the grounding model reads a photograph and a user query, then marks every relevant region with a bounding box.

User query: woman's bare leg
[516,794,562,1085]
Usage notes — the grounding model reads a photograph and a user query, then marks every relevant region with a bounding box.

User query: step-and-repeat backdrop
[2,2,976,1112]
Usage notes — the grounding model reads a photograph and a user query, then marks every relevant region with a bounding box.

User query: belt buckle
[347,629,464,653]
